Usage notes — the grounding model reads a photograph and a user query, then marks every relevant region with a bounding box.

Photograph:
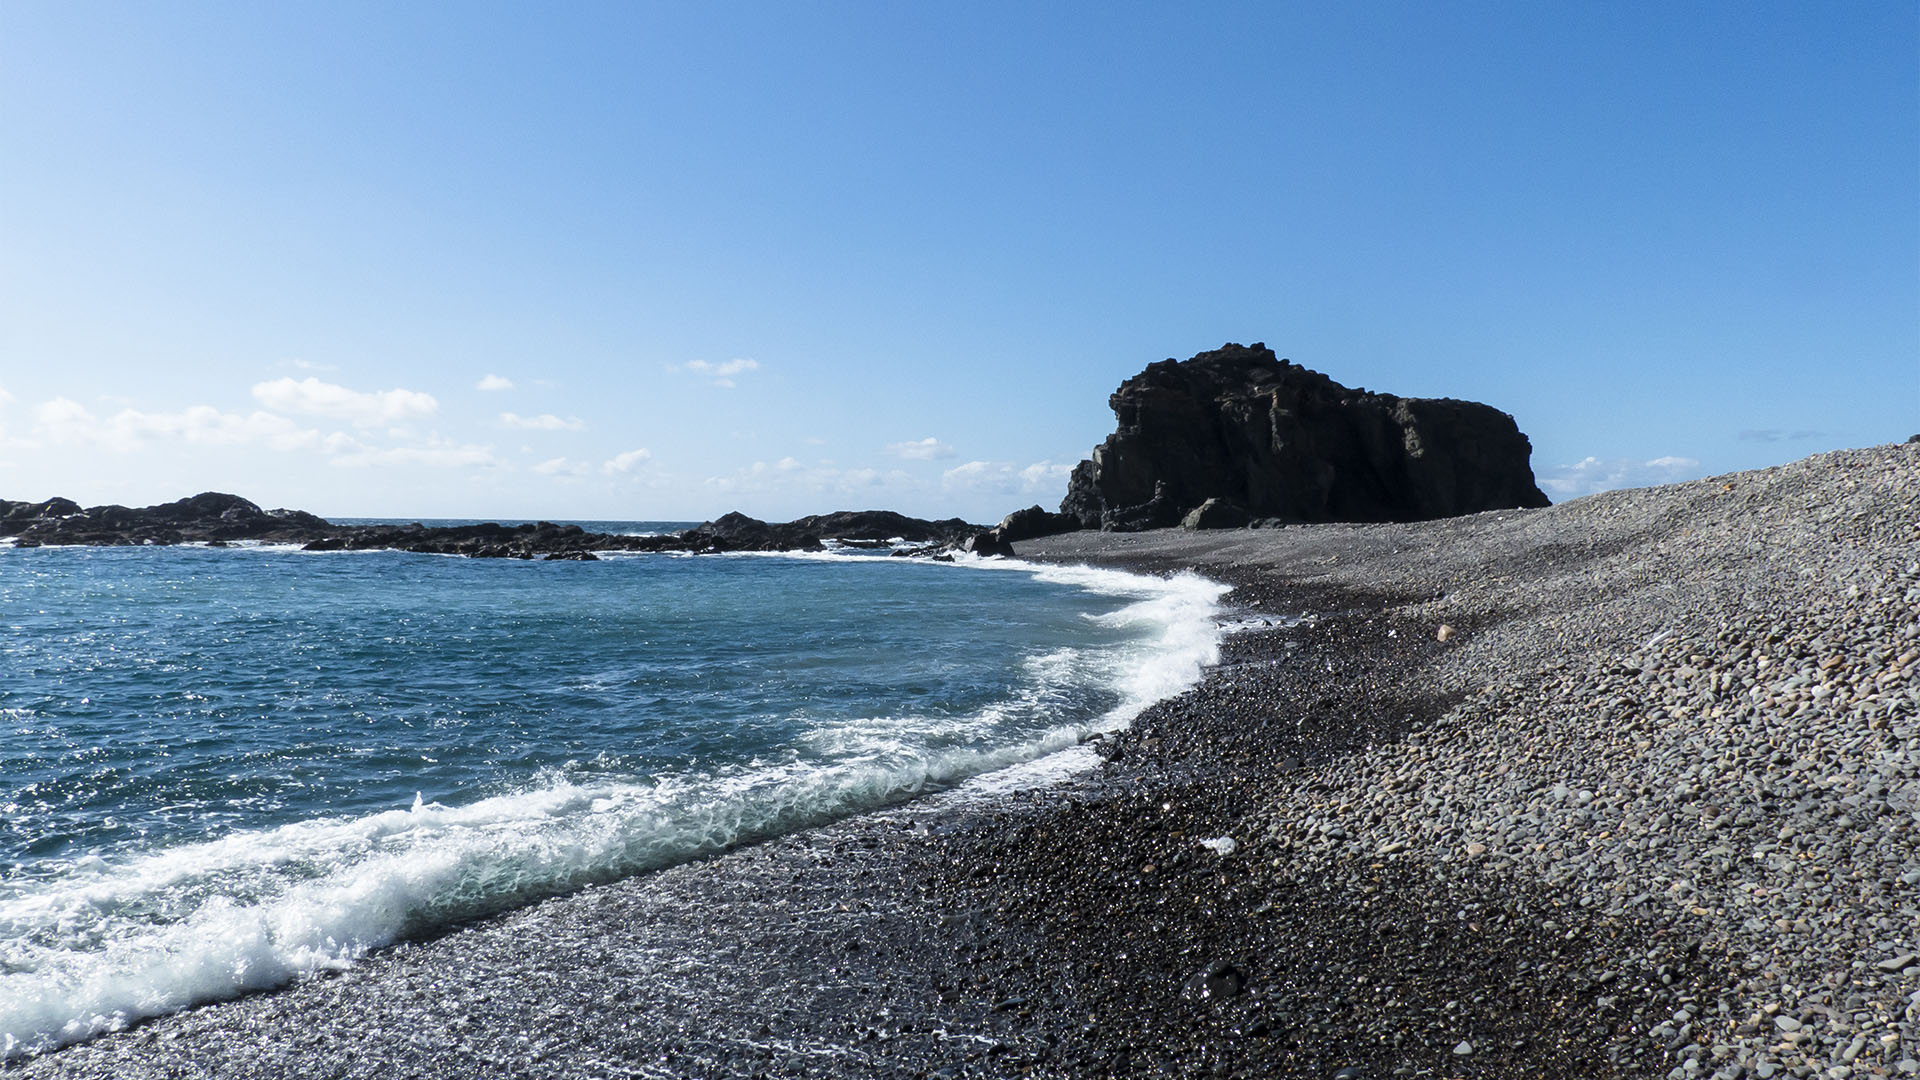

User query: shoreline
[12,442,1917,1079]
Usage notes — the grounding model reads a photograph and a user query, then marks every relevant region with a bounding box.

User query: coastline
[12,442,1917,1079]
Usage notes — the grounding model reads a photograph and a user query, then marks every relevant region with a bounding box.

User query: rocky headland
[975,342,1552,550]
[1055,342,1549,532]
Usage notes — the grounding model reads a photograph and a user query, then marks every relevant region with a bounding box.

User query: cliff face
[1060,343,1550,529]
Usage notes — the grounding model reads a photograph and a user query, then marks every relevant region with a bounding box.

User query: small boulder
[1180,497,1251,530]
[961,531,1015,558]
[1188,960,1247,1002]
[992,505,1080,542]
[1101,481,1184,532]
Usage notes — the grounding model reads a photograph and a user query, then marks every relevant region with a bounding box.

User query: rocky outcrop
[1,493,984,559]
[959,531,1015,557]
[1061,343,1550,529]
[0,496,81,527]
[302,520,623,559]
[991,505,1081,543]
[676,510,981,553]
[3,492,330,547]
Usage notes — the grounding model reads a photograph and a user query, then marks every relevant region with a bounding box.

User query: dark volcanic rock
[679,509,981,552]
[5,494,986,559]
[1099,480,1185,533]
[1181,496,1251,530]
[789,509,977,543]
[991,505,1081,543]
[1060,343,1551,528]
[0,497,82,527]
[960,531,1015,557]
[676,511,807,551]
[4,491,331,546]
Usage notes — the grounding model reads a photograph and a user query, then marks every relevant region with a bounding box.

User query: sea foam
[0,556,1227,1059]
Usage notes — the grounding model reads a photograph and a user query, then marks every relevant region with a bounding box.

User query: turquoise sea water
[0,531,1226,1057]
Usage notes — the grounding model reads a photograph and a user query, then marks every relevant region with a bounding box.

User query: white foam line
[0,552,1231,1060]
[0,729,1105,1057]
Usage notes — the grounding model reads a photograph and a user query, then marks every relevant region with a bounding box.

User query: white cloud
[251,377,438,426]
[499,412,585,431]
[477,374,514,392]
[1738,428,1823,443]
[32,397,324,453]
[328,438,498,470]
[885,437,955,461]
[602,448,653,474]
[941,460,1000,487]
[683,358,759,388]
[687,358,758,378]
[703,459,906,499]
[941,459,1075,496]
[113,406,320,450]
[1019,461,1075,491]
[533,457,590,480]
[33,397,94,442]
[0,385,13,406]
[1538,455,1704,499]
[28,390,507,474]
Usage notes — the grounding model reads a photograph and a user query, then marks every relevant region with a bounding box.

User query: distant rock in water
[1,492,329,547]
[1060,343,1551,530]
[1,493,984,559]
[677,510,980,552]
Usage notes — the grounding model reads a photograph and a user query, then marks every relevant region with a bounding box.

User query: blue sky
[2,2,1914,522]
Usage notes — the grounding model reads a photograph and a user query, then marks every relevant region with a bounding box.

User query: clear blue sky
[2,2,1914,521]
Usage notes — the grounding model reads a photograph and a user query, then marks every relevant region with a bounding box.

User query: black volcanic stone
[1181,496,1252,530]
[990,505,1080,542]
[1060,343,1551,528]
[960,531,1014,557]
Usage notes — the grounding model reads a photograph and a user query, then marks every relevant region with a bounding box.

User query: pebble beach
[1020,440,1920,1079]
[12,441,1918,1079]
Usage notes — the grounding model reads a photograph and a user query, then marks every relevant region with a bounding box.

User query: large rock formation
[1060,343,1550,529]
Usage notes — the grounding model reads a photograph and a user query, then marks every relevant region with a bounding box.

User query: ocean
[0,529,1227,1058]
